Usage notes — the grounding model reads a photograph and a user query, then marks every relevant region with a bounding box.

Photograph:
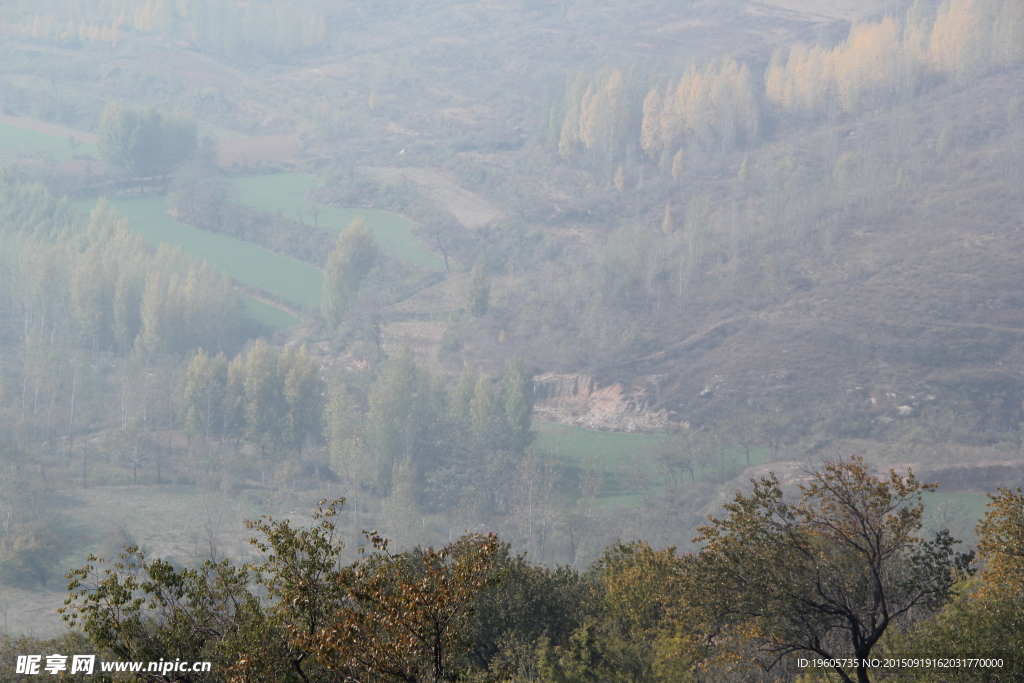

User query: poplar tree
[322,218,378,326]
[501,357,534,454]
[244,339,285,457]
[327,378,369,487]
[280,345,324,455]
[467,262,490,317]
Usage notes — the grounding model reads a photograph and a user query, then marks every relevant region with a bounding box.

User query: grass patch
[232,173,446,271]
[74,196,323,309]
[0,121,98,160]
[534,421,672,474]
[241,295,300,331]
[535,421,777,507]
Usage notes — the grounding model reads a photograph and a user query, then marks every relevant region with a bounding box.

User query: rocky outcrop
[532,372,668,432]
[533,373,596,402]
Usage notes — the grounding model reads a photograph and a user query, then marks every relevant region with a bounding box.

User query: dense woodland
[0,0,1023,679]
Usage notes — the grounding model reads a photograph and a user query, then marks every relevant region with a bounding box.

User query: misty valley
[1,0,1023,681]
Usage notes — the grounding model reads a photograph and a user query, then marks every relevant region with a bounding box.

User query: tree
[0,521,61,588]
[664,456,972,683]
[280,345,324,455]
[467,550,587,676]
[365,347,441,494]
[322,218,378,326]
[501,356,535,454]
[180,349,228,446]
[98,103,197,177]
[535,544,679,683]
[61,546,303,683]
[467,261,490,317]
[975,486,1024,593]
[244,339,285,457]
[327,378,370,487]
[301,531,503,683]
[243,499,350,683]
[883,487,1024,680]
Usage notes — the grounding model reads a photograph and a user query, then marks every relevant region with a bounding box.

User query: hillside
[2,0,1024,639]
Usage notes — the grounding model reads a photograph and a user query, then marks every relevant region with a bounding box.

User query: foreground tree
[62,500,502,683]
[663,455,972,683]
[61,548,294,682]
[303,531,502,683]
[885,487,1024,681]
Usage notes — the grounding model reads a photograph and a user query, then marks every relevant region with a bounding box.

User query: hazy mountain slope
[596,68,1024,436]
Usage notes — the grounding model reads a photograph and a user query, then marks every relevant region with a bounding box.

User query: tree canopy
[322,217,378,326]
[98,103,198,177]
[665,455,973,683]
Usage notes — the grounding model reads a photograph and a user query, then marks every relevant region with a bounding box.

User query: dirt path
[362,166,503,229]
[0,115,97,144]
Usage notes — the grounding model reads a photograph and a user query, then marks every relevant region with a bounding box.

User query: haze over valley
[0,1,1023,679]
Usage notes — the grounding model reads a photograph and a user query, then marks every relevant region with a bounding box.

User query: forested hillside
[0,0,1023,677]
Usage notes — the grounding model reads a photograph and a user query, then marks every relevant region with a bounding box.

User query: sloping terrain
[629,70,1024,435]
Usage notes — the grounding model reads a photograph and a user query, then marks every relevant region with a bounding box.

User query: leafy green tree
[470,374,498,448]
[280,345,324,455]
[664,456,972,683]
[61,501,353,683]
[61,546,300,683]
[98,103,197,177]
[501,356,535,454]
[243,499,351,683]
[535,542,677,683]
[468,551,588,677]
[884,487,1024,680]
[326,377,370,487]
[322,218,378,326]
[301,531,503,683]
[225,353,247,446]
[365,347,441,494]
[467,261,490,317]
[244,339,285,457]
[180,349,229,446]
[975,486,1024,592]
[538,622,644,683]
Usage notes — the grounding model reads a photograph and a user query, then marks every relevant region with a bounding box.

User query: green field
[232,173,446,271]
[534,421,780,507]
[535,421,671,474]
[74,196,323,310]
[0,121,98,160]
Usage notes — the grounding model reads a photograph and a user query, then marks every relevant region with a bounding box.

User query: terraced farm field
[232,173,445,271]
[0,120,98,160]
[74,195,320,315]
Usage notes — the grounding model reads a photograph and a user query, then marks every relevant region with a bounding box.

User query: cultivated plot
[74,196,323,310]
[0,121,98,160]
[232,173,446,271]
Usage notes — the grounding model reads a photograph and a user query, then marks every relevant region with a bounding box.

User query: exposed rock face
[533,373,595,401]
[532,372,668,432]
